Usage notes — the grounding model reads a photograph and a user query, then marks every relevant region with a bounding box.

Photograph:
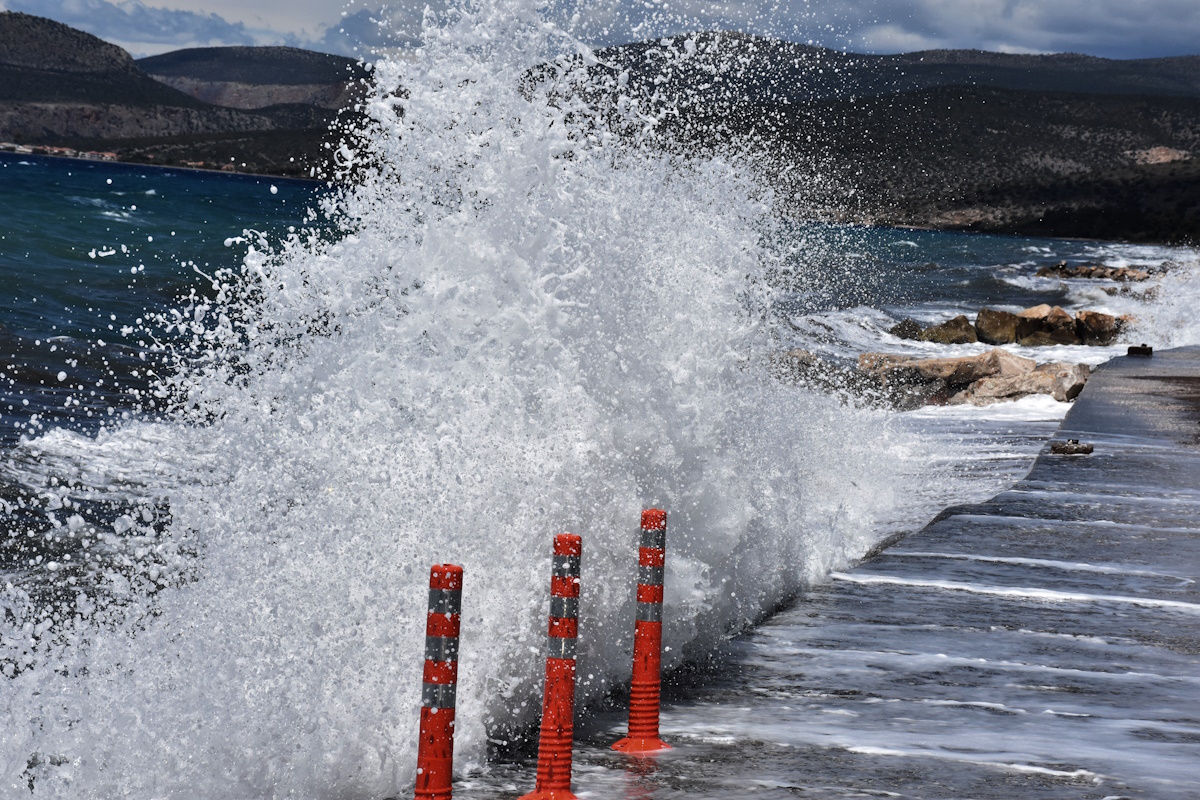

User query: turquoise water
[0,152,326,444]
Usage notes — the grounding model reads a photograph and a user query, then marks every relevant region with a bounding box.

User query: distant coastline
[3,12,1198,244]
[0,149,325,185]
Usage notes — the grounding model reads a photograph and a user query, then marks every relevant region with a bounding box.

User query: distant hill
[882,50,1200,98]
[582,32,1200,243]
[138,46,370,110]
[0,12,340,176]
[4,16,1198,240]
[138,46,368,86]
[0,11,210,108]
[0,9,133,73]
[596,32,1200,106]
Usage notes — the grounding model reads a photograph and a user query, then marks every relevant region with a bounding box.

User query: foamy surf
[0,2,956,795]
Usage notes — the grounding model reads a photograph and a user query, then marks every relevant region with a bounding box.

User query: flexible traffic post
[415,564,463,800]
[518,533,583,800]
[613,509,670,754]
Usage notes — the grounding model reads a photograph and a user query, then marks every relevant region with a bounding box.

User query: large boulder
[1037,362,1091,401]
[975,308,1020,344]
[1017,305,1081,346]
[1075,310,1123,346]
[951,360,1089,405]
[909,351,1007,384]
[854,353,946,409]
[955,371,1056,404]
[993,348,1038,376]
[917,315,978,344]
[1017,304,1054,320]
[858,348,1037,409]
[773,349,884,401]
[1036,262,1151,281]
[859,348,1034,385]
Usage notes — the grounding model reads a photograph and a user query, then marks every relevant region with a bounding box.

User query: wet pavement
[480,348,1200,799]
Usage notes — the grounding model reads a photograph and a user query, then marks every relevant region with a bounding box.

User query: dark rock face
[917,315,978,344]
[1016,305,1081,346]
[975,307,1020,344]
[1036,262,1152,281]
[888,318,922,340]
[1075,310,1123,345]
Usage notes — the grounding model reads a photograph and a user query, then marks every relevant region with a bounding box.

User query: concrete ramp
[597,349,1200,799]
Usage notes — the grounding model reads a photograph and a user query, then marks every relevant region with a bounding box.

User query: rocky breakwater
[857,348,1091,408]
[894,304,1128,347]
[1034,261,1155,281]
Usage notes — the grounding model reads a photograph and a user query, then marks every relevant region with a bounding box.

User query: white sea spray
[1,2,950,796]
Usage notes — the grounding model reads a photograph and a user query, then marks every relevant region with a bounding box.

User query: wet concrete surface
[467,348,1200,799]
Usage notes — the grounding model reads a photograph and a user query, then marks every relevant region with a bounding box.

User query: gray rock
[1075,310,1123,346]
[888,318,923,340]
[975,308,1020,344]
[917,315,978,345]
[1036,362,1091,401]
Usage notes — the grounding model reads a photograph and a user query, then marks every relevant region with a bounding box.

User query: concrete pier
[598,348,1200,799]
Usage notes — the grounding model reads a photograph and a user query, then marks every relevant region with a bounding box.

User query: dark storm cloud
[549,0,1200,58]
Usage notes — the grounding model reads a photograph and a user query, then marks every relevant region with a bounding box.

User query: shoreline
[0,149,327,186]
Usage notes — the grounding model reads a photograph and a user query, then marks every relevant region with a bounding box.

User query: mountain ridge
[2,15,1197,240]
[0,12,342,176]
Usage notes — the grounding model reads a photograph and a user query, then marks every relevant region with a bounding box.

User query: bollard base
[612,736,671,754]
[516,790,579,800]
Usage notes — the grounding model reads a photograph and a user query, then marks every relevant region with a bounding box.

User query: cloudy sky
[4,0,1198,60]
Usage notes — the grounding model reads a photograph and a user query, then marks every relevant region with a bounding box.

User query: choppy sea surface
[3,18,1200,797]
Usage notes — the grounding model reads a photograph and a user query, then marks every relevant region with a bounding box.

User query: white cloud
[3,0,257,54]
[320,5,442,54]
[856,23,945,53]
[5,0,1200,60]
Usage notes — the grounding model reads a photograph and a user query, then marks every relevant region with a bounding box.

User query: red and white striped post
[518,533,583,800]
[612,509,670,754]
[415,564,463,800]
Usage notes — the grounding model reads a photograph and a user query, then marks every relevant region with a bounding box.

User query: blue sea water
[0,153,327,446]
[2,151,1189,452]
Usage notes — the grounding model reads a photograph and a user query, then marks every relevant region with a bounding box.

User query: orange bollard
[518,533,583,800]
[613,509,670,754]
[415,564,463,800]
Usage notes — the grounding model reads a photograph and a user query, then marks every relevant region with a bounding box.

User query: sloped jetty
[669,347,1200,798]
[542,348,1200,800]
